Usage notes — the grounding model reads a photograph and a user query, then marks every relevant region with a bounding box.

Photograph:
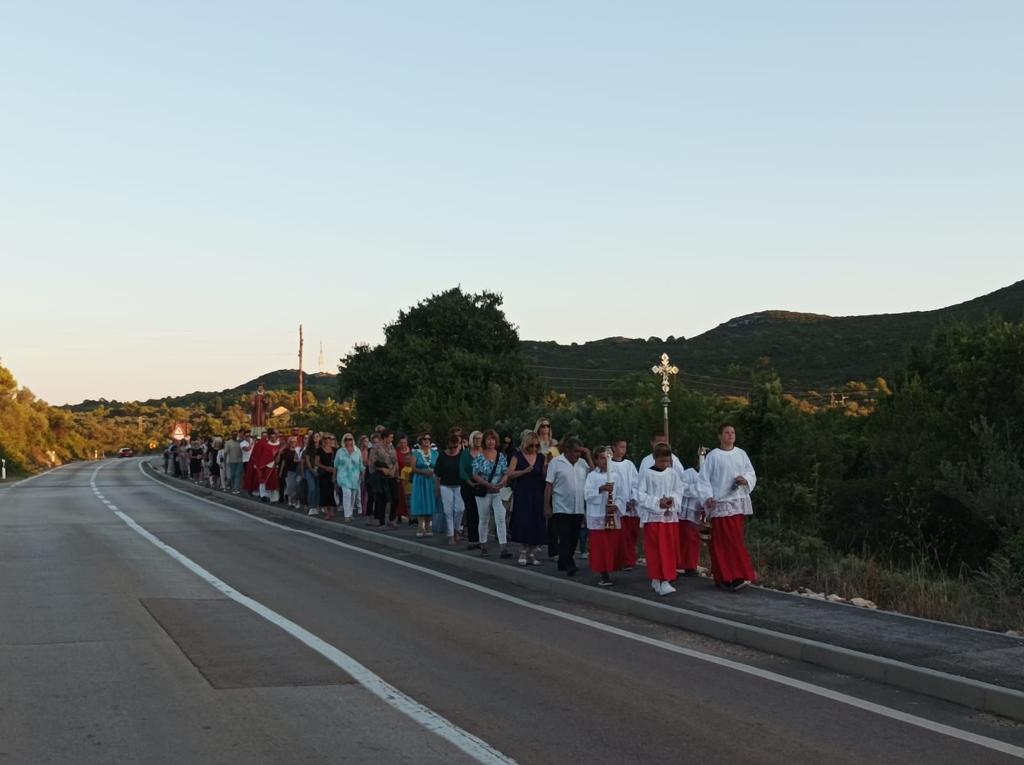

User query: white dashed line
[89,463,517,765]
[128,459,1024,761]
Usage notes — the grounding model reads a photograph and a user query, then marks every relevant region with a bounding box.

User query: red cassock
[588,529,620,574]
[249,439,281,491]
[710,515,756,583]
[643,522,679,582]
[618,515,641,569]
[677,520,701,570]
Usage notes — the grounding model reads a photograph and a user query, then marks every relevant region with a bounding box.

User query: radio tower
[318,341,326,374]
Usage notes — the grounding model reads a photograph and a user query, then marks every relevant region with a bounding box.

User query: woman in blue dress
[507,430,547,566]
[411,433,438,537]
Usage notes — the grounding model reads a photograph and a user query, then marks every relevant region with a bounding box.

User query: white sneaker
[659,581,676,596]
[308,508,319,516]
[651,580,662,593]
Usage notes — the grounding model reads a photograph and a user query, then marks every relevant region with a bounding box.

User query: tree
[338,288,538,433]
[291,399,356,436]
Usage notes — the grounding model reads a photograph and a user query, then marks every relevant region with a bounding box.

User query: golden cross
[651,353,679,394]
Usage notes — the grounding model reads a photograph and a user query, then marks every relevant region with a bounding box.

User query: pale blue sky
[1,1,1021,404]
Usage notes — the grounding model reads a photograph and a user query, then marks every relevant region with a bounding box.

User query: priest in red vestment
[248,429,282,502]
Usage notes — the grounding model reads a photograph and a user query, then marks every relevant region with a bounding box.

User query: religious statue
[251,384,266,433]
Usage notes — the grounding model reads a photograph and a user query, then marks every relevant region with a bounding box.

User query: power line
[530,361,882,406]
[528,363,749,385]
[530,368,750,390]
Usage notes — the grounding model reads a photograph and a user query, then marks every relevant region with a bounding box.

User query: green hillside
[64,280,1024,410]
[522,280,1024,394]
[66,371,338,413]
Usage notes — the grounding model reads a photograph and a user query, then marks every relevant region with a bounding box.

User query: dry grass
[739,522,1024,634]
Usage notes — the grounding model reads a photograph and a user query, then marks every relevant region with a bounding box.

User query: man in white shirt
[701,423,758,592]
[239,430,254,495]
[544,436,591,577]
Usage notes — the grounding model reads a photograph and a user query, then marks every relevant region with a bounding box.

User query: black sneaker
[681,569,699,577]
[732,580,749,591]
[480,547,490,557]
[467,543,480,550]
[499,549,512,559]
[566,565,578,577]
[598,575,614,587]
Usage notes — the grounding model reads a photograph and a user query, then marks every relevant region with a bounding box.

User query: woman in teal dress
[411,433,439,537]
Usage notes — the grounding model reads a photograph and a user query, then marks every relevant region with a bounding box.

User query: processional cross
[651,353,679,441]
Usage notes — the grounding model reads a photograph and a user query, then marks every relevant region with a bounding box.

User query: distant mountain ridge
[64,371,339,412]
[522,280,1024,392]
[66,280,1024,409]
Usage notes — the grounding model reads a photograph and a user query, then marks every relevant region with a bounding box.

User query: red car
[117,447,134,458]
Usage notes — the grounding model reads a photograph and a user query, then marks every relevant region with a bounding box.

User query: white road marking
[130,461,1024,759]
[1,461,75,491]
[87,463,516,765]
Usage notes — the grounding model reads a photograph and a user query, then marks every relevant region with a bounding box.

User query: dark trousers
[373,478,398,525]
[462,484,480,542]
[552,514,582,571]
[365,475,375,518]
[547,516,559,557]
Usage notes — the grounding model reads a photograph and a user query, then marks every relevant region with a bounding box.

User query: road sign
[171,423,187,441]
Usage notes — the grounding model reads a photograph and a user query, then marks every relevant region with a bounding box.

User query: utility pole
[297,324,304,411]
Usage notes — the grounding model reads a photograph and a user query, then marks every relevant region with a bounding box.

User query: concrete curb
[142,461,1024,723]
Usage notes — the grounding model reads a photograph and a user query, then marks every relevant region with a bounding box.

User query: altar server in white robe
[637,432,684,473]
[609,439,639,569]
[584,447,623,587]
[677,467,713,576]
[636,444,684,596]
[635,433,682,565]
[701,423,757,591]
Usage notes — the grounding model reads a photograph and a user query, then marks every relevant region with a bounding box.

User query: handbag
[473,459,499,498]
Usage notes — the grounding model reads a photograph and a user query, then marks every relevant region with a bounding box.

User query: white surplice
[700,447,757,518]
[636,467,684,526]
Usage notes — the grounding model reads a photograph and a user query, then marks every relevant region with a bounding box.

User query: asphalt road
[2,459,1024,764]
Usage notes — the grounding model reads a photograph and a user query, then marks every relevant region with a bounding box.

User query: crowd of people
[163,419,758,594]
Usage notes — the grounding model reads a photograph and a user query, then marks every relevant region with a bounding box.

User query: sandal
[517,553,528,567]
